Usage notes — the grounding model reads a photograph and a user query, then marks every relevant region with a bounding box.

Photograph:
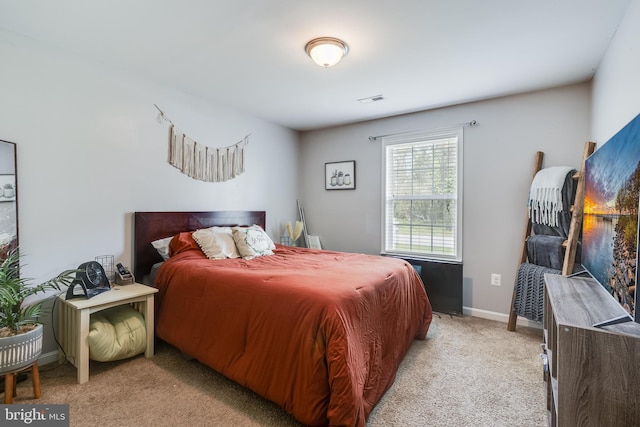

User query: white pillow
[232,225,275,259]
[151,236,174,261]
[192,226,240,259]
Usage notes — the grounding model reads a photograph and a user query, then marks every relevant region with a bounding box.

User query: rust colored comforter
[154,234,432,426]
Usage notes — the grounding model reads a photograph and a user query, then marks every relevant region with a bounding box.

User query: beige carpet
[13,314,545,426]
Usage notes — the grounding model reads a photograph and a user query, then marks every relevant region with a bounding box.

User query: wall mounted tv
[583,113,640,327]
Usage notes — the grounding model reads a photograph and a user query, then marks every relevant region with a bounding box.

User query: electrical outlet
[491,273,501,286]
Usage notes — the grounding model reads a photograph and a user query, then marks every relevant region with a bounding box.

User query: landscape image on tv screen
[583,113,640,318]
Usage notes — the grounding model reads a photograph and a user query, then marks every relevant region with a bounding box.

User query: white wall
[591,0,640,142]
[0,30,299,279]
[0,29,300,355]
[299,84,591,317]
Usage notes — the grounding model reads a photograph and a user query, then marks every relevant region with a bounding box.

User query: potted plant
[0,248,76,374]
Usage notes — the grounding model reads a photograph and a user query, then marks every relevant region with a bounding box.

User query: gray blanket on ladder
[526,235,566,270]
[513,263,560,322]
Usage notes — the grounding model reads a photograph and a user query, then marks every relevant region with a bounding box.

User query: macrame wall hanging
[155,104,250,183]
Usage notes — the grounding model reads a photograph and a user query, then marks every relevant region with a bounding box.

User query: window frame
[381,127,463,262]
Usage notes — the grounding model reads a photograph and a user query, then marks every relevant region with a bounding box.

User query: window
[382,128,463,261]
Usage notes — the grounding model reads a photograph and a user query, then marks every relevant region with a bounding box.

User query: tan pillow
[192,226,240,259]
[232,225,275,259]
[88,305,146,362]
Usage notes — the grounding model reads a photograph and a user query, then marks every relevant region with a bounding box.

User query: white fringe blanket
[168,125,248,182]
[528,166,574,227]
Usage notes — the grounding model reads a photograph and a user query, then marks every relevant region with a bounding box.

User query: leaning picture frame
[325,161,356,190]
[0,174,16,202]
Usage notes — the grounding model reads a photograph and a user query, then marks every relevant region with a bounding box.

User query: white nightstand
[57,283,158,384]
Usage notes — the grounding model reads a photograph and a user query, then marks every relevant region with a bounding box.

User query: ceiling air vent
[357,94,384,104]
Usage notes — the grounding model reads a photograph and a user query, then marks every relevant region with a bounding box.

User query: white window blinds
[382,129,463,261]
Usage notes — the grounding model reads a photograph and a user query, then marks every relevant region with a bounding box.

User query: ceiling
[0,0,632,131]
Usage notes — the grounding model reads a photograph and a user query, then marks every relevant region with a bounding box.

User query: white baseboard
[39,350,62,367]
[463,306,543,329]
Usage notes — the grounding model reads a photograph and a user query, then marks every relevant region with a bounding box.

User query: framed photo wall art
[325,161,356,190]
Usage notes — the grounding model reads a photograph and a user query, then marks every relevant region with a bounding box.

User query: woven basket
[0,324,43,375]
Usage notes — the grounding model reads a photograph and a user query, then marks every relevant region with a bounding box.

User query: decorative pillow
[169,232,201,256]
[88,305,147,362]
[232,225,275,259]
[192,226,240,259]
[151,236,174,260]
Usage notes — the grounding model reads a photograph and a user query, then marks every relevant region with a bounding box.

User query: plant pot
[0,324,43,375]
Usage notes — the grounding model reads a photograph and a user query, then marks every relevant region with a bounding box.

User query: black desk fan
[66,261,111,299]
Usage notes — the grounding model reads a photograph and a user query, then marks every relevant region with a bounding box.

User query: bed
[134,211,432,426]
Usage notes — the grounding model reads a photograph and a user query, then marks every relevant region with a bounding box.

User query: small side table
[57,283,158,384]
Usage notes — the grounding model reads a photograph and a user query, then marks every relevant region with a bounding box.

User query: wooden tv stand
[543,274,640,426]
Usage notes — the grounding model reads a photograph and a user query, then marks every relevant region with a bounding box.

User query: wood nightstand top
[59,283,158,310]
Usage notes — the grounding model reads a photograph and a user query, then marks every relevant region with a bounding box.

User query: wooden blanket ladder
[507,141,595,331]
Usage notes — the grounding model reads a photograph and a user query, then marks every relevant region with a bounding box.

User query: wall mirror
[0,139,18,262]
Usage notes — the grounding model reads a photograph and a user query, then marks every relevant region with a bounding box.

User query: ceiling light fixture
[305,37,349,68]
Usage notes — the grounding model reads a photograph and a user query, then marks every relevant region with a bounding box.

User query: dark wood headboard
[133,211,266,283]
